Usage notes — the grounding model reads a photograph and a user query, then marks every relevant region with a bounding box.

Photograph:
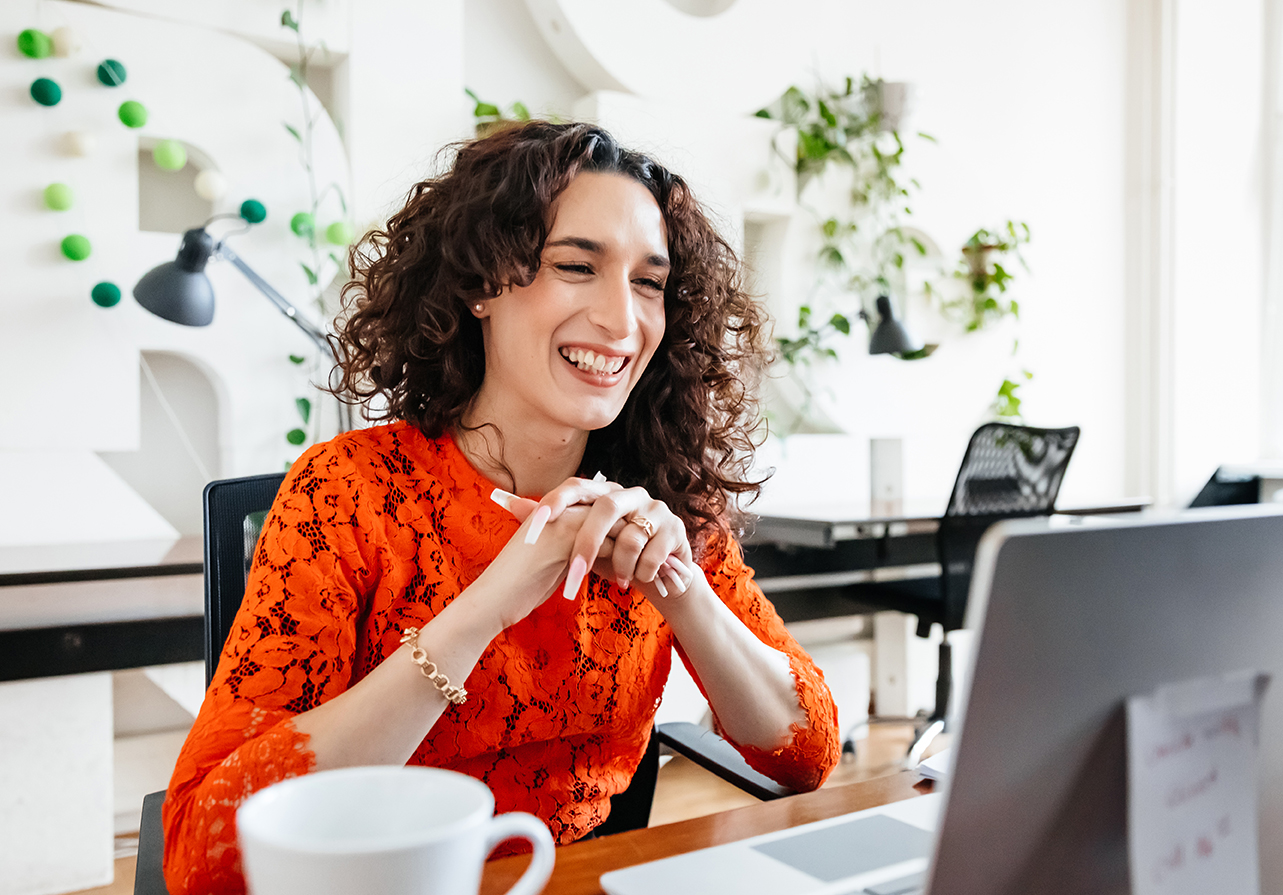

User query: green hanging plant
[279,1,352,456]
[465,88,531,138]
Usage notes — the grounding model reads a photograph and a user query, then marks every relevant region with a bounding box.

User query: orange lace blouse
[162,422,840,895]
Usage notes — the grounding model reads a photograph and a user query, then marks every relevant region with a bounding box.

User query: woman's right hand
[469,480,616,631]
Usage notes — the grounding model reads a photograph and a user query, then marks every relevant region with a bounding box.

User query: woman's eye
[556,263,593,275]
[635,278,665,293]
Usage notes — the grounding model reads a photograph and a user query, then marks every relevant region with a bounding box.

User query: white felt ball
[64,130,97,157]
[51,27,82,57]
[193,169,228,201]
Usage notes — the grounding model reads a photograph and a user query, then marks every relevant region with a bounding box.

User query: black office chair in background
[135,473,791,894]
[854,422,1080,765]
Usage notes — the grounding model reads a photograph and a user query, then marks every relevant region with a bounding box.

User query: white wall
[477,0,1131,507]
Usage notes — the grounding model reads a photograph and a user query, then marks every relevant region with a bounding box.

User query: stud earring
[474,303,484,313]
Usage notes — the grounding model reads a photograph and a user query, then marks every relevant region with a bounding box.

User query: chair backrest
[937,423,1080,630]
[202,473,286,687]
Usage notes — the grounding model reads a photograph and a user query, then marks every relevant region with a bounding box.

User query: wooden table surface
[480,771,931,895]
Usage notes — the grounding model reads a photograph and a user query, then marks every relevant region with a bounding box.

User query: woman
[163,121,839,894]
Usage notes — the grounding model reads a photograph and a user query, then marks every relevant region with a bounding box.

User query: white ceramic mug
[237,766,555,895]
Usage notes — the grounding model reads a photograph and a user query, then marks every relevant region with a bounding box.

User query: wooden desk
[480,771,931,895]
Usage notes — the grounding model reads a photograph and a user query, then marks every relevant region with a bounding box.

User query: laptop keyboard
[862,869,926,895]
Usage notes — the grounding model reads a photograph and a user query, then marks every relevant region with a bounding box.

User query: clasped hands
[491,475,700,606]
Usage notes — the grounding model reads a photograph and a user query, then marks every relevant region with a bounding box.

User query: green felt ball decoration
[153,140,187,171]
[96,59,127,87]
[286,428,307,446]
[61,234,91,261]
[30,78,62,107]
[325,221,355,246]
[43,182,74,211]
[239,199,267,224]
[91,281,121,308]
[17,29,52,59]
[118,100,148,128]
[289,212,314,237]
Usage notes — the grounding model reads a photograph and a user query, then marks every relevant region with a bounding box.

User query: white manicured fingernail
[654,576,668,598]
[592,471,607,482]
[524,505,551,544]
[490,488,518,511]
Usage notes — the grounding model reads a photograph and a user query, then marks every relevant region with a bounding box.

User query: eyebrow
[546,236,670,270]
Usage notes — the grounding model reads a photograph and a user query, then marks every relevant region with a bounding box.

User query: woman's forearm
[659,576,806,751]
[290,583,504,770]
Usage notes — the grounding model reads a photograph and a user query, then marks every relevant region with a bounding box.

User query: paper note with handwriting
[1127,670,1270,895]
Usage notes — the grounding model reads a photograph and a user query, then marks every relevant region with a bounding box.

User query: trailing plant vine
[758,76,1035,422]
[279,2,352,455]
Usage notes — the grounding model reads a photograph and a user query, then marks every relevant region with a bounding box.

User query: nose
[588,269,638,340]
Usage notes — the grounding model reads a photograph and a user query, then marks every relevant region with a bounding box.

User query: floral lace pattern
[163,422,839,895]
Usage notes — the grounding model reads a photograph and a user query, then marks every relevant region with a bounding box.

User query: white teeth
[561,348,626,375]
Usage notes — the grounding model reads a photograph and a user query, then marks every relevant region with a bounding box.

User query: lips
[560,347,628,375]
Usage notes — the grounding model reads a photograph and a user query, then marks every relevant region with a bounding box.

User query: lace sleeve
[674,535,841,792]
[162,442,378,895]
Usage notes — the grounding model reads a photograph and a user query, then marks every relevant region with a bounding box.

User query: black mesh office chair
[857,423,1080,764]
[135,473,791,894]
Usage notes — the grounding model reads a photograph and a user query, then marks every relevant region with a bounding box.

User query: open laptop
[601,505,1283,895]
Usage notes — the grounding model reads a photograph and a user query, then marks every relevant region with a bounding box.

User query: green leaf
[300,263,317,285]
[754,108,773,119]
[917,131,937,143]
[824,347,839,359]
[822,218,839,239]
[295,397,312,423]
[284,123,301,142]
[910,236,927,256]
[511,101,531,121]
[818,100,837,128]
[465,87,480,103]
[474,101,500,118]
[286,428,307,446]
[281,9,299,31]
[819,245,844,267]
[830,313,850,335]
[288,354,306,365]
[288,65,305,88]
[798,305,812,327]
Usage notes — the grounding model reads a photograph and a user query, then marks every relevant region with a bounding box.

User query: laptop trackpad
[751,814,933,882]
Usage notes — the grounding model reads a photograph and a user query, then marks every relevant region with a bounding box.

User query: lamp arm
[217,242,332,356]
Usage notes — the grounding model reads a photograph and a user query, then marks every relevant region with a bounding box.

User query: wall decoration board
[1,1,348,478]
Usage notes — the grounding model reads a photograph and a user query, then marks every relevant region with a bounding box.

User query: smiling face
[469,171,669,441]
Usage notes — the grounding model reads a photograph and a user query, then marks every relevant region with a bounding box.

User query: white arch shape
[523,0,818,114]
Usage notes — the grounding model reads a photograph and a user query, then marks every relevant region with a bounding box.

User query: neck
[456,401,590,498]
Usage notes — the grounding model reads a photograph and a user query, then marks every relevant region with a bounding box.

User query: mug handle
[482,811,555,895]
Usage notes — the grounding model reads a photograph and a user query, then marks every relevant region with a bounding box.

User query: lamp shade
[133,228,216,326]
[867,295,922,356]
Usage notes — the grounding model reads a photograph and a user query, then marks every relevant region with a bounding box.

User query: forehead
[547,172,668,251]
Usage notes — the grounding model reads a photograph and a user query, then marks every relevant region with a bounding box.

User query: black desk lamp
[864,295,922,356]
[134,225,352,431]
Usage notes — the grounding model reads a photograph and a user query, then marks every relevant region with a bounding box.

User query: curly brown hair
[334,120,769,549]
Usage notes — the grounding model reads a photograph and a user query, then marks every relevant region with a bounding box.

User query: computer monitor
[929,505,1283,894]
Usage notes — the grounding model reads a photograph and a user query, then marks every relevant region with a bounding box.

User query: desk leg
[0,674,113,895]
[873,612,939,718]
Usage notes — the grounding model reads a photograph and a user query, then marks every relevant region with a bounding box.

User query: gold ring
[628,514,657,539]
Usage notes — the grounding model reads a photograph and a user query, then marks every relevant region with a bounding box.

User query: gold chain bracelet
[399,628,467,705]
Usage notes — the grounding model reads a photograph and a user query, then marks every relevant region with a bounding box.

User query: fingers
[536,476,621,524]
[490,488,540,521]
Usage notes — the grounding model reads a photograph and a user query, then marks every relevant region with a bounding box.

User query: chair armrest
[135,790,170,895]
[655,721,796,801]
